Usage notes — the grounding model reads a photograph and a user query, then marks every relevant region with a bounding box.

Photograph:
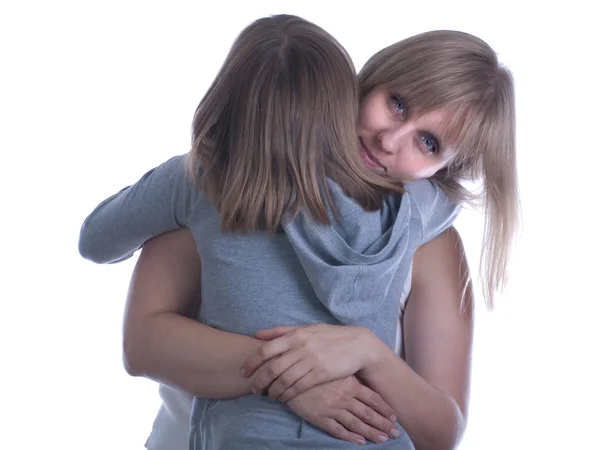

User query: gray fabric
[283,178,457,349]
[79,154,459,449]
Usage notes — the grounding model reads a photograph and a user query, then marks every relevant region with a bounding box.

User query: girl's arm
[358,227,473,450]
[79,155,199,264]
[122,228,260,399]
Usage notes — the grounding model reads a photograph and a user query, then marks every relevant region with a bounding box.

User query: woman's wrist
[357,327,392,374]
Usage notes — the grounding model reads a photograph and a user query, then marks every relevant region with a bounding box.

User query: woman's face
[356,88,456,181]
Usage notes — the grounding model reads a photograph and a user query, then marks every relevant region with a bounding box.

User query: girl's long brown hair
[188,15,403,234]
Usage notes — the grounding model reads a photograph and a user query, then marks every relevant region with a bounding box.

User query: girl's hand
[287,375,400,445]
[240,324,382,402]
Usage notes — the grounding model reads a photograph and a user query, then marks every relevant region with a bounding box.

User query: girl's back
[80,152,457,447]
[184,161,417,449]
[82,154,453,449]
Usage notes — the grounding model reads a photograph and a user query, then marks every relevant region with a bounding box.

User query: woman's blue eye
[390,95,407,119]
[420,134,439,153]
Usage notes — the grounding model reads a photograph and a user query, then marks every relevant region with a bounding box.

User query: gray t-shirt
[79,154,459,449]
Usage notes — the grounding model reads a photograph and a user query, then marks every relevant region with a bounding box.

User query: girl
[79,14,517,450]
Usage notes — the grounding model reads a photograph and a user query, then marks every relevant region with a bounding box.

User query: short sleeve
[404,179,461,245]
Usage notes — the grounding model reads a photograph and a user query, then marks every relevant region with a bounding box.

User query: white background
[1,1,599,449]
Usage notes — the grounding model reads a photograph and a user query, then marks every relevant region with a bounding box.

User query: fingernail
[390,415,397,423]
[356,438,366,445]
[390,427,400,438]
[239,368,246,377]
[378,435,388,443]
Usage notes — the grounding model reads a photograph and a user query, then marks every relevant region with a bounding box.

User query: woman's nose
[377,127,410,154]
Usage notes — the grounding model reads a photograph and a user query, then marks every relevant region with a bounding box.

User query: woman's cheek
[413,165,439,179]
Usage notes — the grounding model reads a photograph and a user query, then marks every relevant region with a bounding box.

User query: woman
[80,17,516,450]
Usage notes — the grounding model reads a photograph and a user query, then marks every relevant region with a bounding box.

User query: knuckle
[324,396,336,408]
[349,417,361,431]
[362,406,373,421]
[369,393,380,407]
[296,330,315,350]
[331,424,345,437]
[306,339,318,351]
[257,345,269,359]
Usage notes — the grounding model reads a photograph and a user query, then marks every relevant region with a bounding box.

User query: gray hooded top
[79,154,459,449]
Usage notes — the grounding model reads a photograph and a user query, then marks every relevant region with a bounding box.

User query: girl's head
[189,14,401,234]
[358,30,518,307]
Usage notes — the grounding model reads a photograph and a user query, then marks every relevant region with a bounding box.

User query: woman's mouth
[359,139,386,172]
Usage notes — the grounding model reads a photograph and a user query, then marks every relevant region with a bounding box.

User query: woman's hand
[287,375,400,445]
[240,324,383,402]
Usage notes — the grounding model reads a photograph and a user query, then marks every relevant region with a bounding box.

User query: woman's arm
[241,227,473,449]
[122,228,261,399]
[123,228,400,443]
[358,227,473,449]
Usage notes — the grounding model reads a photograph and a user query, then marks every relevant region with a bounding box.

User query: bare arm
[122,228,261,399]
[241,227,473,448]
[122,228,400,444]
[358,227,473,449]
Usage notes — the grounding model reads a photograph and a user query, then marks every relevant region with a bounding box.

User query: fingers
[347,398,399,440]
[240,336,292,378]
[254,326,299,341]
[251,353,301,394]
[321,417,367,446]
[266,362,311,400]
[356,385,396,423]
[333,410,390,444]
[278,370,328,403]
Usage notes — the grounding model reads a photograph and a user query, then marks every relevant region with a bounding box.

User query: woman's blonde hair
[359,30,519,308]
[188,15,403,234]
